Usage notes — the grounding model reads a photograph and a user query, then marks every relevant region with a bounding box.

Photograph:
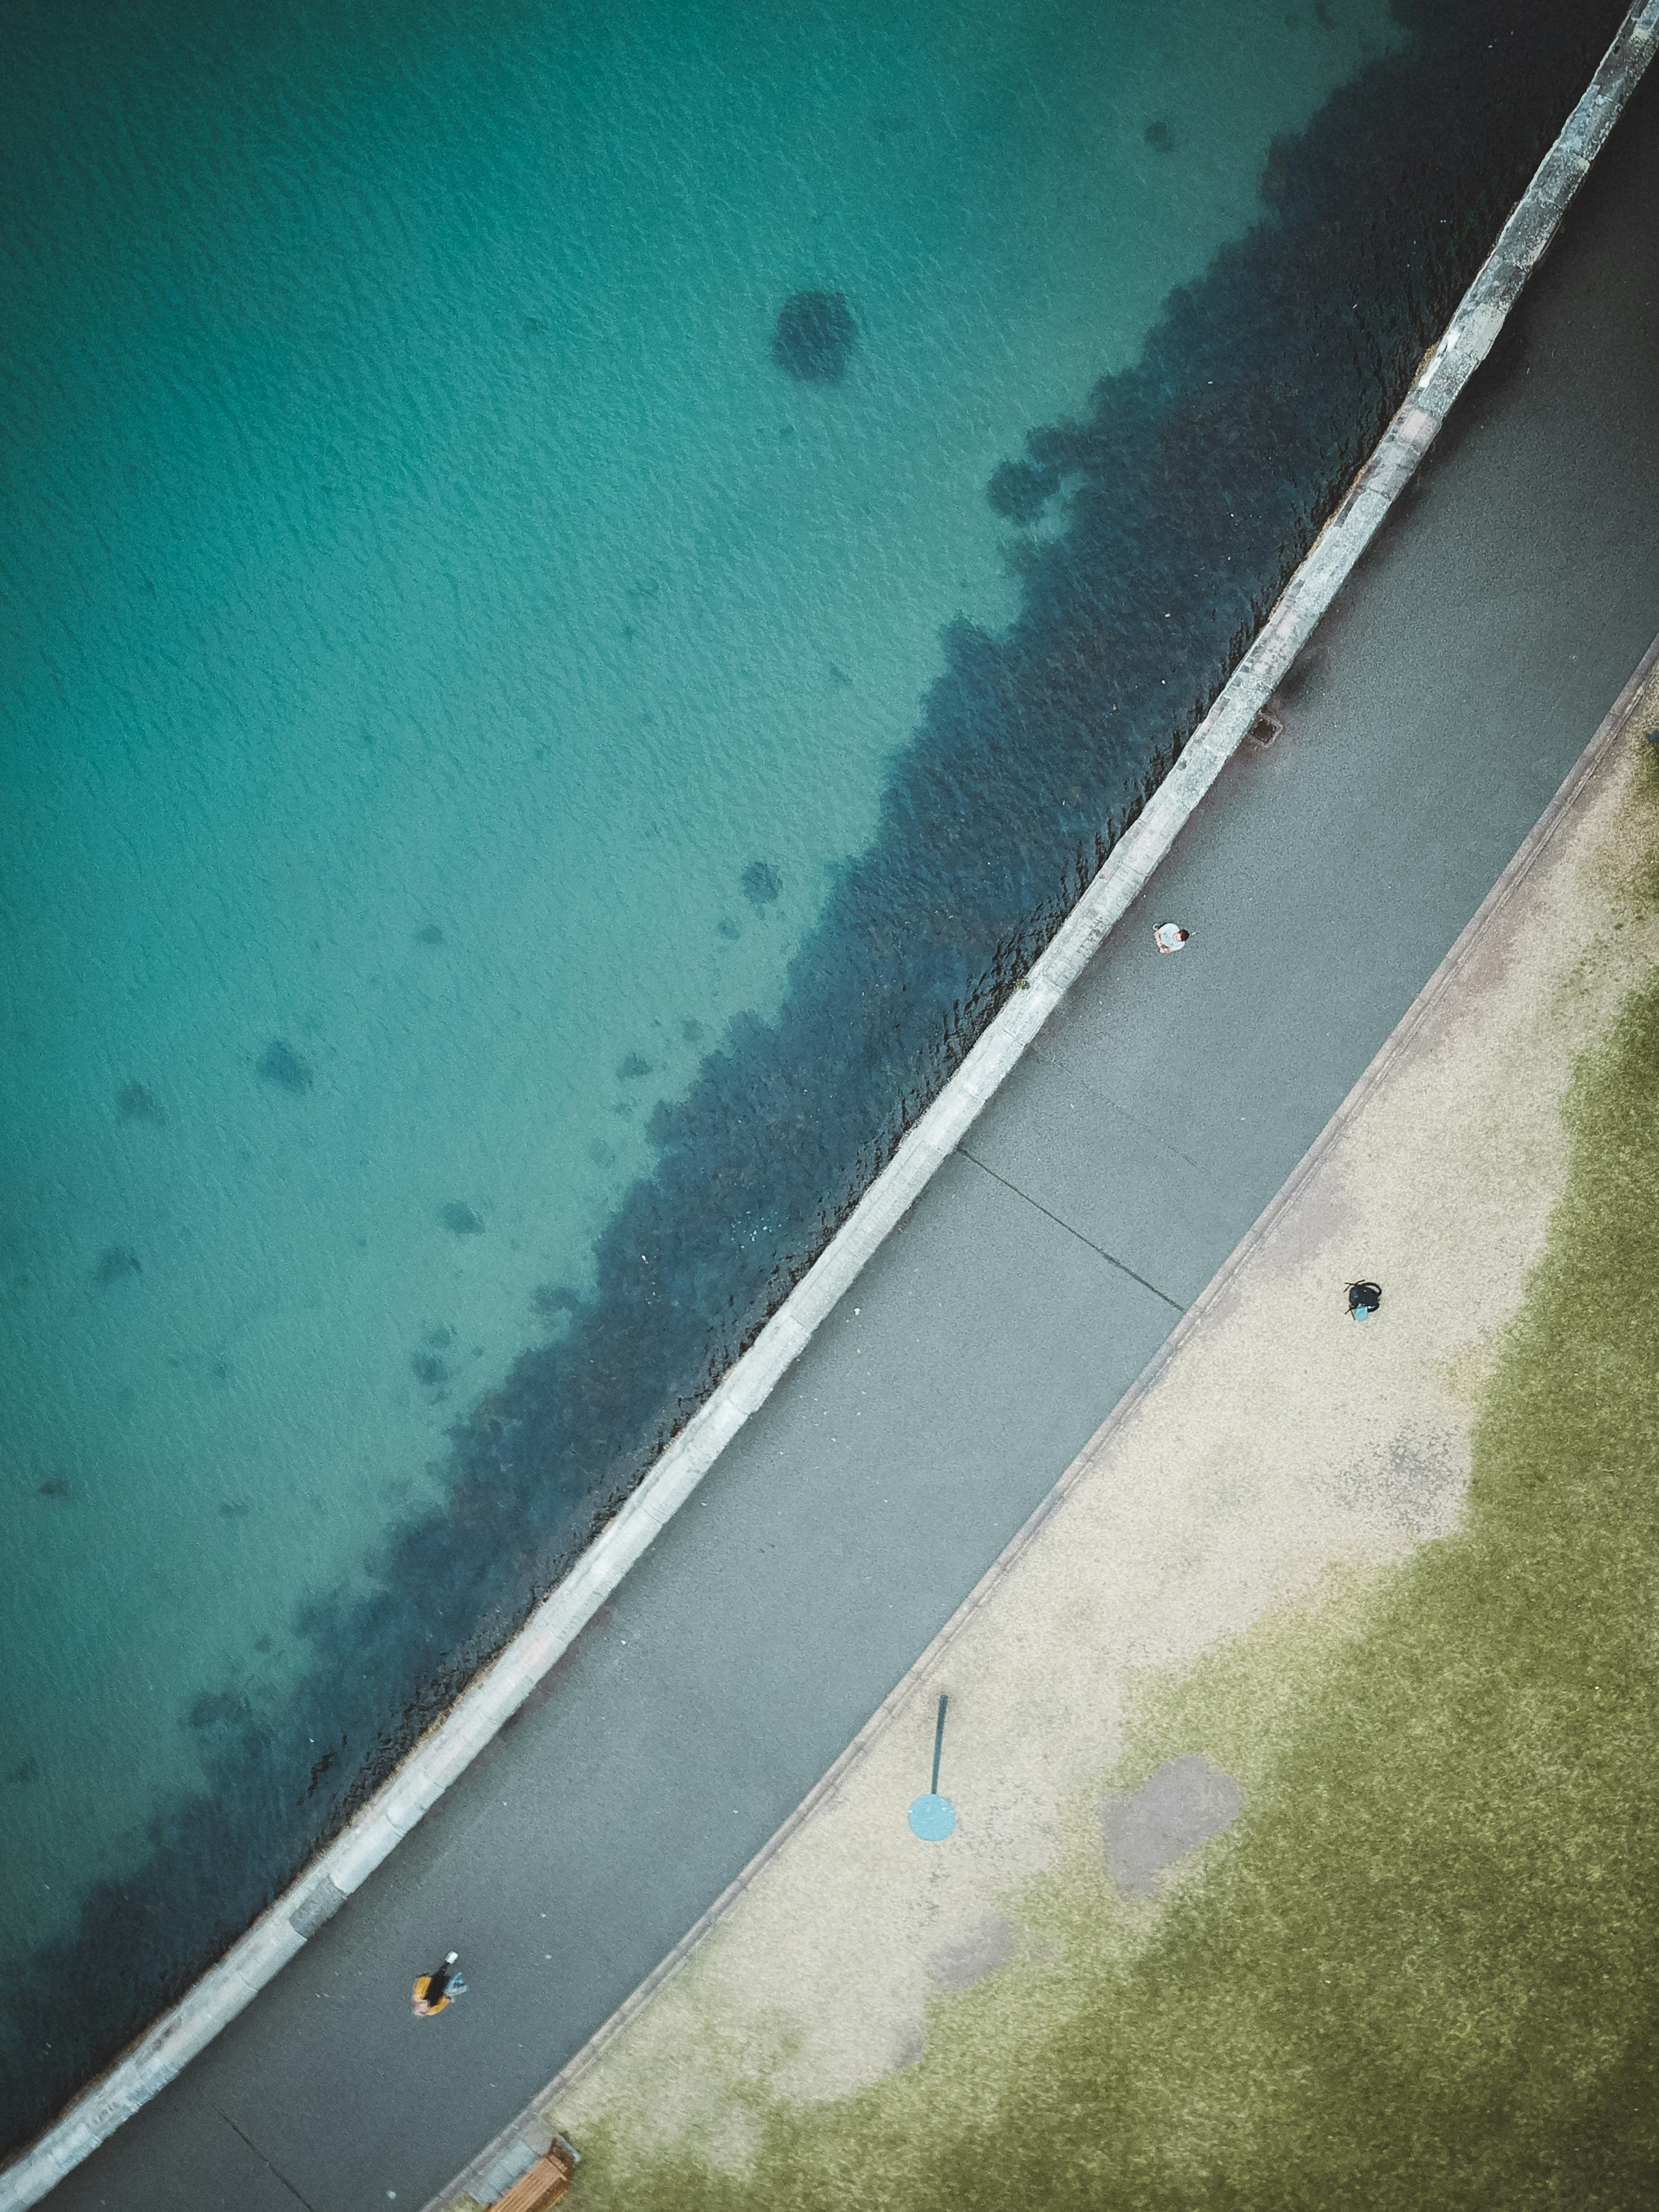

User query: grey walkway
[50,72,1659,2212]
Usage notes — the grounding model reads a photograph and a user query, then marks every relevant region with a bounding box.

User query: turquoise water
[0,0,1623,2150]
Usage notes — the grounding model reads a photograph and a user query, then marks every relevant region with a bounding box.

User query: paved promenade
[49,64,1659,2212]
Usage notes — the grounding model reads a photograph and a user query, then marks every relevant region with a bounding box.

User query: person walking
[1346,1280,1382,1320]
[1153,921,1190,953]
[412,1951,467,2016]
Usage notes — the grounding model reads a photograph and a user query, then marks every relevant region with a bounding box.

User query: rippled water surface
[0,0,1624,2151]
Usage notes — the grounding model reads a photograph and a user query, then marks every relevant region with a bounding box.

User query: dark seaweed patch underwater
[771,290,858,382]
[0,0,1628,2158]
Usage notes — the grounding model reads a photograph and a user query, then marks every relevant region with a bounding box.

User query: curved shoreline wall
[5,4,1656,2202]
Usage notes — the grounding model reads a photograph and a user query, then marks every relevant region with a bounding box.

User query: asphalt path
[46,63,1659,2212]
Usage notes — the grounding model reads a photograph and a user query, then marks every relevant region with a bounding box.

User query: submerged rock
[771,291,856,383]
[258,1038,314,1094]
[117,1079,165,1123]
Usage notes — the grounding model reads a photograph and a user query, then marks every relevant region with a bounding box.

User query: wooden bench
[491,2138,579,2212]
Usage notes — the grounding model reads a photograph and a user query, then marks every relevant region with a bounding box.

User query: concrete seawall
[6,5,1656,2204]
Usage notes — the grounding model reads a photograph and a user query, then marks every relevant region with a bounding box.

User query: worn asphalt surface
[42,59,1659,2212]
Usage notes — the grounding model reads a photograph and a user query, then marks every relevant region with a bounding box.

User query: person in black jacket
[412,1951,467,2015]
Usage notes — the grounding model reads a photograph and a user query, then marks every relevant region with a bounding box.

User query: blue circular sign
[908,1792,957,1841]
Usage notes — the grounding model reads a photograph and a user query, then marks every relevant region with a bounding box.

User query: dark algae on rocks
[0,0,1630,2159]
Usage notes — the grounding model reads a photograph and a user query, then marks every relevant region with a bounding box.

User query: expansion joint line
[955,1144,1186,1312]
[210,2106,321,2212]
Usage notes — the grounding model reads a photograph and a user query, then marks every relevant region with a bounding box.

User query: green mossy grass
[575,800,1659,2211]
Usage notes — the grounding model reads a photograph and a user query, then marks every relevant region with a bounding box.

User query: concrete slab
[965,1052,1236,1307]
[47,2097,308,2212]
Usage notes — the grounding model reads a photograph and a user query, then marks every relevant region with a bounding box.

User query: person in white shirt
[1153,921,1190,953]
